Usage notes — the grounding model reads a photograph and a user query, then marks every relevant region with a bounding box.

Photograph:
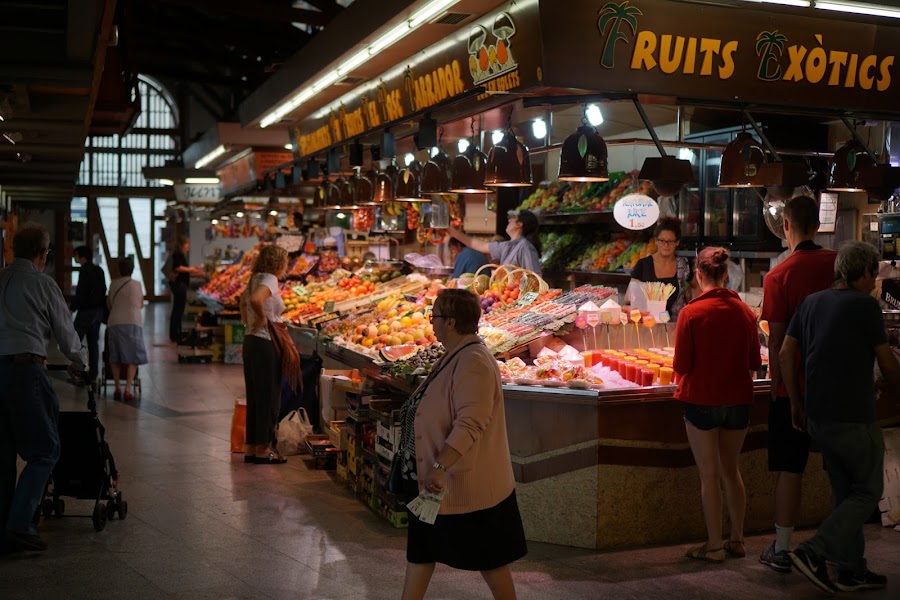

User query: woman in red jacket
[674,247,761,562]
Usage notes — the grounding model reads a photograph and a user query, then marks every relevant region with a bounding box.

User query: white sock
[775,524,793,554]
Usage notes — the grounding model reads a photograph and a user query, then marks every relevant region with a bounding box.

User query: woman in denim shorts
[674,247,762,562]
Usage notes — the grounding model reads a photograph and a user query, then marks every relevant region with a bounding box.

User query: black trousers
[169,281,187,343]
[73,307,102,380]
[242,336,281,447]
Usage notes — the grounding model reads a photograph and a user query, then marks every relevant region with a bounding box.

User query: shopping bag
[276,408,314,456]
[230,398,247,453]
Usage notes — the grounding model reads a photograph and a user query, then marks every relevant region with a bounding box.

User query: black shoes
[835,569,887,592]
[4,530,48,552]
[789,548,836,593]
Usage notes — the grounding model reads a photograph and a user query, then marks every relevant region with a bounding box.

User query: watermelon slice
[379,344,420,362]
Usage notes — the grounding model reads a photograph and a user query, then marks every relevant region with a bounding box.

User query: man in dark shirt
[168,237,202,343]
[72,246,107,382]
[449,237,489,279]
[781,241,900,593]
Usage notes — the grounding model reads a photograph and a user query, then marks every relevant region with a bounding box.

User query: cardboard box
[224,343,243,365]
[224,323,245,344]
[319,370,360,426]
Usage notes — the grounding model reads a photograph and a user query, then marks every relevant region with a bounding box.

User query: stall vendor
[448,209,542,275]
[449,237,489,279]
[629,217,692,319]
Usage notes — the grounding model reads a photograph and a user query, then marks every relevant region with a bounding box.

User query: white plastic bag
[276,408,313,456]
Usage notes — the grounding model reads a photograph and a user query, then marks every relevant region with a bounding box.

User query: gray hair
[13,222,50,259]
[835,241,879,284]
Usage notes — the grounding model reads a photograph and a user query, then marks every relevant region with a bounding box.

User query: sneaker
[789,548,837,593]
[759,541,792,573]
[4,530,48,552]
[835,570,887,592]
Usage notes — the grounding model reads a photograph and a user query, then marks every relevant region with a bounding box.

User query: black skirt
[406,490,528,571]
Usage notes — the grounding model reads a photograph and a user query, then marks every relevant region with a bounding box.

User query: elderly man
[0,223,87,552]
[781,241,900,593]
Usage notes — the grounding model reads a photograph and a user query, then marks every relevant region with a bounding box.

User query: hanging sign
[613,194,660,230]
[175,184,221,203]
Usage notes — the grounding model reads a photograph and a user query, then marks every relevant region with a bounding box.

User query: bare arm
[779,335,804,430]
[248,284,271,334]
[875,343,900,395]
[448,227,490,254]
[767,321,786,396]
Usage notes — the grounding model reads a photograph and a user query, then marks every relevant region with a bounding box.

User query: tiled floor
[2,303,899,599]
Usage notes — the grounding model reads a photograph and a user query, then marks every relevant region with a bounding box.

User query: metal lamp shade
[372,170,394,204]
[420,149,452,194]
[757,162,809,200]
[638,156,693,196]
[829,140,876,192]
[396,167,428,202]
[855,163,900,200]
[450,147,491,193]
[484,131,533,187]
[354,173,374,205]
[718,132,767,188]
[558,125,608,182]
[339,179,355,207]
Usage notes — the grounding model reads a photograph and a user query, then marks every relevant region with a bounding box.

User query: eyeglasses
[428,313,450,322]
[656,238,678,246]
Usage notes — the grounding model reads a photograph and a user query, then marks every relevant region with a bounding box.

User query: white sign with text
[613,194,660,231]
[175,183,222,202]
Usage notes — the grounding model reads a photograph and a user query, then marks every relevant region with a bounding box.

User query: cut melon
[379,344,420,362]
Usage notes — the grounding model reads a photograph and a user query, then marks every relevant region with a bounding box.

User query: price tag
[292,285,306,295]
[613,194,660,230]
[404,294,419,303]
[323,301,336,313]
[518,291,539,305]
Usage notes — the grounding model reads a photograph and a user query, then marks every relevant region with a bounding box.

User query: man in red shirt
[759,195,837,572]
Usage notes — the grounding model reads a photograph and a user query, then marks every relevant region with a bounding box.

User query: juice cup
[581,351,595,367]
[609,356,620,373]
[625,362,637,382]
[640,368,655,386]
[659,366,674,385]
[635,360,649,369]
[592,350,604,366]
[647,364,660,384]
[618,358,628,378]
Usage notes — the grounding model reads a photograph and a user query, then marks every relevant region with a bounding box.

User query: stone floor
[1,303,899,599]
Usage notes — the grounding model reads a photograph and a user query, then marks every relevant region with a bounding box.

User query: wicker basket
[488,264,517,292]
[468,263,499,295]
[503,268,549,294]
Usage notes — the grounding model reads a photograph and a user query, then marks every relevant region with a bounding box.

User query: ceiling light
[285,143,293,150]
[222,216,230,220]
[421,147,452,194]
[828,139,877,191]
[404,153,415,166]
[678,148,695,162]
[559,125,609,182]
[194,145,227,169]
[211,219,219,225]
[158,178,175,186]
[532,118,547,140]
[745,0,811,7]
[235,211,245,218]
[336,212,346,219]
[815,1,900,19]
[457,139,470,154]
[185,177,220,184]
[485,129,533,188]
[430,147,439,158]
[585,104,604,127]
[492,130,504,145]
[0,115,4,121]
[269,210,279,216]
[260,0,461,128]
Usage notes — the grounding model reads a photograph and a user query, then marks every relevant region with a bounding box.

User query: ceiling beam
[136,63,256,89]
[151,0,332,27]
[0,172,78,182]
[0,143,84,157]
[0,64,92,86]
[298,0,344,17]
[0,160,80,172]
[132,19,308,54]
[0,120,84,134]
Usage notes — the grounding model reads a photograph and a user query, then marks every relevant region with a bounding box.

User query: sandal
[243,454,256,464]
[685,543,725,562]
[724,540,746,558]
[253,452,287,465]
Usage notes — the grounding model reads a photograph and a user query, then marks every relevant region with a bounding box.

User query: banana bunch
[382,201,406,216]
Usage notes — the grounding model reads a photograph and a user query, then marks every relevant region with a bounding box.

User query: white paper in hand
[406,488,446,525]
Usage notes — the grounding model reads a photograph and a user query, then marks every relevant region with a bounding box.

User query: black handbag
[385,455,403,495]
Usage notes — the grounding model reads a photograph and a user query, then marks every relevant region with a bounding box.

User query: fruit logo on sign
[468,12,519,86]
[598,1,643,68]
[755,30,788,81]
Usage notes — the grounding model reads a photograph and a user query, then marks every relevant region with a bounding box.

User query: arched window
[78,75,180,187]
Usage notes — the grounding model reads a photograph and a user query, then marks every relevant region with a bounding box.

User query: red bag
[230,398,247,453]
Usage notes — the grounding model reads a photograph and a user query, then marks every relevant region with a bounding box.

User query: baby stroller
[38,367,127,532]
[97,329,142,399]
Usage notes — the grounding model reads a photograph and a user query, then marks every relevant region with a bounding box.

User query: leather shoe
[4,530,48,552]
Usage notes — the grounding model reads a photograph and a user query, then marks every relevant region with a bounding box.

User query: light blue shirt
[488,237,542,275]
[0,258,87,367]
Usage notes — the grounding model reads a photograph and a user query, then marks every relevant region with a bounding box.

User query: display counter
[323,341,900,550]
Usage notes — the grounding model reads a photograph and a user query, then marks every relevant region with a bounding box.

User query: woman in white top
[447,209,542,275]
[106,257,146,401]
[239,245,289,464]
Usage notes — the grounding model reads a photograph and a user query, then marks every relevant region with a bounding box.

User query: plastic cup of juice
[648,364,660,384]
[618,358,628,378]
[635,360,649,369]
[625,362,637,382]
[592,350,604,366]
[581,351,595,367]
[659,366,674,385]
[608,356,619,372]
[640,368,655,386]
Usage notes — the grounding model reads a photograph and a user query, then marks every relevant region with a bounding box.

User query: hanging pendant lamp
[396,162,429,202]
[638,156,693,196]
[421,145,453,194]
[354,170,374,205]
[856,163,900,201]
[371,168,394,204]
[451,118,492,193]
[484,113,532,187]
[828,139,876,192]
[719,131,767,187]
[558,107,609,182]
[339,178,356,207]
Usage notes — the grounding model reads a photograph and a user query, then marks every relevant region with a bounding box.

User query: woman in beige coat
[397,288,526,600]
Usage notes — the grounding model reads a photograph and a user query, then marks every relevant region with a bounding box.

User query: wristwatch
[432,461,446,472]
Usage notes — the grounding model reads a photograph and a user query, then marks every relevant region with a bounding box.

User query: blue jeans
[0,363,61,535]
[798,420,884,576]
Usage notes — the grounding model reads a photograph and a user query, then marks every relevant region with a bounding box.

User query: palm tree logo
[755,30,788,81]
[598,1,643,69]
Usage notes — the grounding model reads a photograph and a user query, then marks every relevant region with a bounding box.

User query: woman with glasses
[398,289,526,600]
[630,217,692,319]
